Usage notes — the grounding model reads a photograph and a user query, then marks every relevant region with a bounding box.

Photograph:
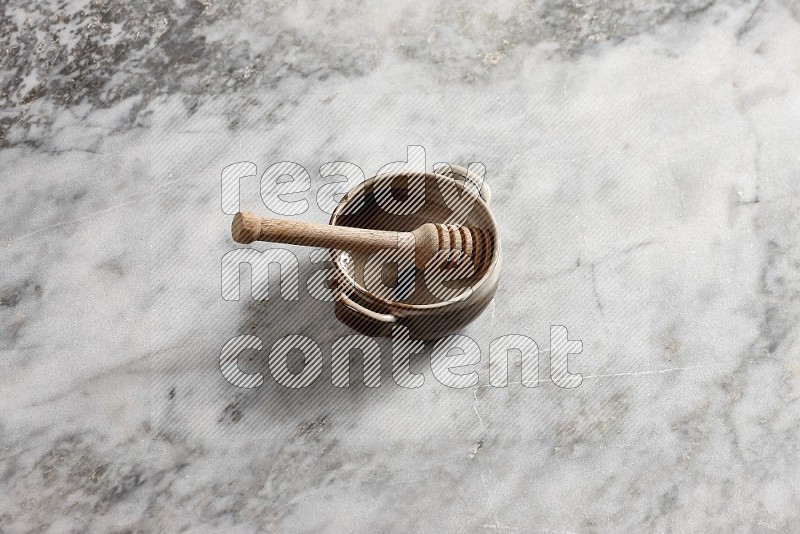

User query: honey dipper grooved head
[411,223,490,270]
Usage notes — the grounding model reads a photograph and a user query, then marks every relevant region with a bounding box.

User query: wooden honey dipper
[231,211,490,270]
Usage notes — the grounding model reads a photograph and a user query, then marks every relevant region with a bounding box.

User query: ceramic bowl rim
[328,171,501,311]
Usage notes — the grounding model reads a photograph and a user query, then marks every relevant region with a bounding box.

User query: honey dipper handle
[231,211,402,251]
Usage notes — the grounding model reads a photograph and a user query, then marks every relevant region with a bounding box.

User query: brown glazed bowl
[328,168,501,340]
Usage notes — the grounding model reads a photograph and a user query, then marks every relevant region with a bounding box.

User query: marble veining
[1,0,800,531]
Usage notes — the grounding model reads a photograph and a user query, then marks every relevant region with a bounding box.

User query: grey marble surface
[2,0,800,531]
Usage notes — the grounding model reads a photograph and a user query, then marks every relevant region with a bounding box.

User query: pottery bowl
[329,169,501,340]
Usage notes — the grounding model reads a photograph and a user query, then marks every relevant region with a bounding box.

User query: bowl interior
[331,173,498,307]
